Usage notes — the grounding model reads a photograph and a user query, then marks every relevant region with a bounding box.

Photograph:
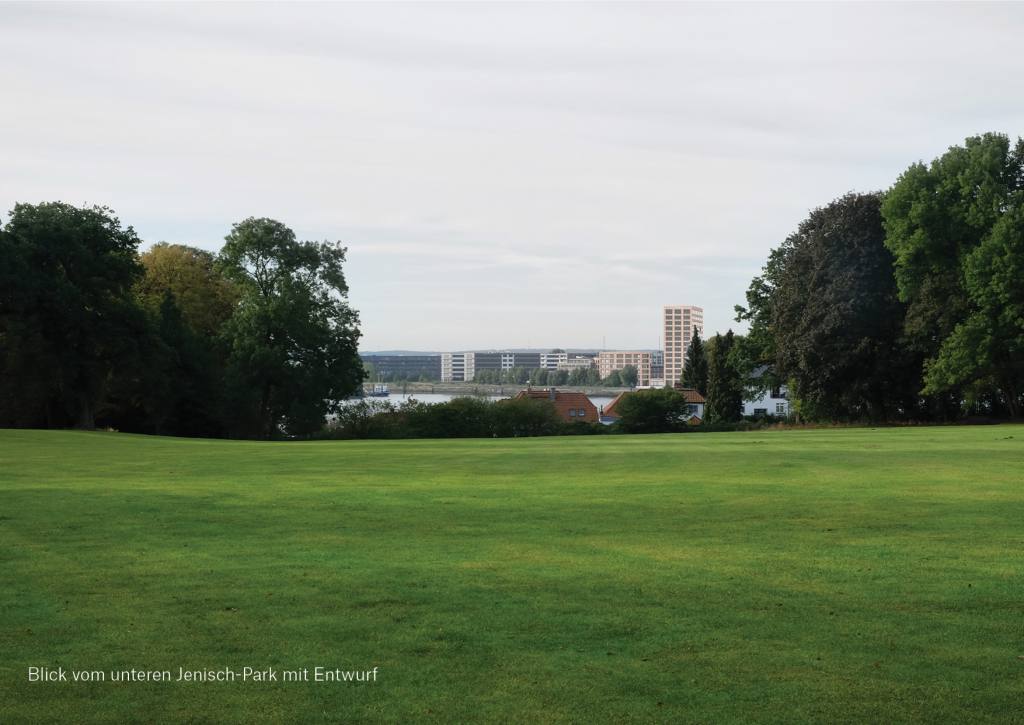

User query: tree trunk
[259,382,273,439]
[75,391,95,430]
[1004,382,1020,419]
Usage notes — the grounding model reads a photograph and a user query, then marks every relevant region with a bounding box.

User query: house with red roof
[514,388,598,423]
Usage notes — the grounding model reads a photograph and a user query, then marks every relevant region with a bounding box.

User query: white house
[743,366,791,418]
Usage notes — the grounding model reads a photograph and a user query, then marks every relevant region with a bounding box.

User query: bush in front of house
[614,388,694,434]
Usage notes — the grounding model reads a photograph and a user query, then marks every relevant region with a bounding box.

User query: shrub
[615,389,692,434]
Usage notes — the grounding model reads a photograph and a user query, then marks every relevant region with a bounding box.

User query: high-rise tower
[662,305,703,385]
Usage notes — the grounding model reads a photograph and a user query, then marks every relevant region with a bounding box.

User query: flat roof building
[596,350,653,387]
[360,354,441,381]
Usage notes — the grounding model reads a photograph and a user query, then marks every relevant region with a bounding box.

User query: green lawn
[1,427,1022,723]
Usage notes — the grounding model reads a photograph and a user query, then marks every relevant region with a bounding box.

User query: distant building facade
[663,305,703,386]
[441,352,474,382]
[742,366,790,417]
[440,351,551,382]
[744,385,790,417]
[558,355,596,371]
[597,351,653,386]
[539,352,568,370]
[361,354,441,381]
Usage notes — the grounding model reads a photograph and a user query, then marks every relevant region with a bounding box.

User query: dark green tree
[680,330,708,395]
[492,397,562,437]
[739,193,921,421]
[0,202,145,429]
[776,193,921,420]
[735,244,790,398]
[604,370,623,387]
[615,389,690,433]
[705,331,743,423]
[113,243,240,437]
[219,217,363,438]
[620,364,638,387]
[101,291,227,437]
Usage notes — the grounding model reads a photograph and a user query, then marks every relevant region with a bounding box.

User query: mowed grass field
[1,427,1022,724]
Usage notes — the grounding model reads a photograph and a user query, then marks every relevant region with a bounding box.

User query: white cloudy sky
[3,2,1023,351]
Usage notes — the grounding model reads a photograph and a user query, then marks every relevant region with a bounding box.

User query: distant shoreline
[362,381,632,397]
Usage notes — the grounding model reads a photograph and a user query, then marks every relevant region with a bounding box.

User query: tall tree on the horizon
[920,196,1024,417]
[705,331,743,423]
[136,243,239,337]
[883,132,1024,417]
[0,202,145,429]
[681,330,708,396]
[106,242,242,437]
[776,193,920,421]
[219,217,364,438]
[738,192,922,421]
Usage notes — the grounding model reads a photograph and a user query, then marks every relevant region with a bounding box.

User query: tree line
[321,390,764,440]
[4,131,1017,435]
[0,203,364,438]
[733,132,1024,422]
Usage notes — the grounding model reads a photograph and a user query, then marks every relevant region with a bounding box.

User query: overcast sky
[3,2,1023,351]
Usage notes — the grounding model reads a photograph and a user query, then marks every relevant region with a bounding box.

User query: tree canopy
[615,389,692,433]
[743,193,920,421]
[1,205,365,438]
[883,133,1024,417]
[705,331,743,423]
[0,202,145,429]
[219,217,364,438]
[736,131,1024,422]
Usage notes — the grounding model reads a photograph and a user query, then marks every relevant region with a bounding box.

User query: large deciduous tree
[738,193,921,421]
[922,196,1024,416]
[0,202,145,429]
[136,243,239,337]
[219,217,364,438]
[104,243,241,437]
[883,133,1024,417]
